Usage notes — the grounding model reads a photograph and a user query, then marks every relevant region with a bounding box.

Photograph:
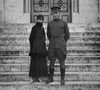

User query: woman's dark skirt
[29,54,48,78]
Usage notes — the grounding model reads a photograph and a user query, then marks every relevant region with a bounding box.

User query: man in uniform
[46,6,70,85]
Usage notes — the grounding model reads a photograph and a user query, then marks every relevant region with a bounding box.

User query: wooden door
[30,0,72,23]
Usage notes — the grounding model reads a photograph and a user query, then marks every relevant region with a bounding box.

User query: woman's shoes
[31,77,46,83]
[30,77,49,84]
[31,78,39,83]
[33,78,39,82]
[38,78,44,83]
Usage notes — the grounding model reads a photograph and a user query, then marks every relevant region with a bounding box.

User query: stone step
[0,36,100,40]
[0,81,100,85]
[0,42,100,49]
[0,44,99,51]
[0,50,100,56]
[0,41,99,50]
[0,31,100,38]
[1,31,100,38]
[0,82,100,90]
[0,32,99,46]
[0,32,99,37]
[0,38,100,45]
[2,25,100,33]
[0,43,99,48]
[0,72,100,82]
[0,23,100,33]
[0,45,100,51]
[2,41,99,46]
[0,37,99,46]
[0,64,100,72]
[0,56,100,64]
[0,38,99,45]
[0,27,29,35]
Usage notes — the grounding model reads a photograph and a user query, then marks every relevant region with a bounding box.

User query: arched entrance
[30,0,72,23]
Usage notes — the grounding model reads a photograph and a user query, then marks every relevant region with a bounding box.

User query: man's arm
[47,24,51,40]
[64,22,70,42]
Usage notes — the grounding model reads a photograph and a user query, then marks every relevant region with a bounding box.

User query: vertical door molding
[73,0,79,13]
[99,0,100,22]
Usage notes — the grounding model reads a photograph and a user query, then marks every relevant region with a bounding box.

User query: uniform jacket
[47,19,70,54]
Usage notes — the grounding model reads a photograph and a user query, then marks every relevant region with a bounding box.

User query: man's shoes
[46,68,54,84]
[46,77,53,84]
[61,79,65,85]
[60,68,65,85]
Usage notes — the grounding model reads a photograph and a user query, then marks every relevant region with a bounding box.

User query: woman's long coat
[29,23,48,78]
[29,24,46,56]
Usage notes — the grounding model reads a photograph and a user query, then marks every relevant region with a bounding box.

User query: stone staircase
[0,23,100,90]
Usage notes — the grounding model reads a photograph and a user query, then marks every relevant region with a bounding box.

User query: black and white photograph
[0,0,100,90]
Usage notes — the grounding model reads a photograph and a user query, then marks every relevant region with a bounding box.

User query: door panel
[31,0,50,23]
[31,0,72,23]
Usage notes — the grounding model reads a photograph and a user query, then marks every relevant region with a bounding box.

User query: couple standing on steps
[29,6,70,85]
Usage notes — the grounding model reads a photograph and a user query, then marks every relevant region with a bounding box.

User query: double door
[30,0,72,23]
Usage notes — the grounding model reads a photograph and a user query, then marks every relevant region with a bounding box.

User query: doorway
[30,0,72,23]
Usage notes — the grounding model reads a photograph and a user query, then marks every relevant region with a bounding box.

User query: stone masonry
[0,0,100,24]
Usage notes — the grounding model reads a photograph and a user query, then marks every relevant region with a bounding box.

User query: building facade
[0,1,100,90]
[0,0,100,24]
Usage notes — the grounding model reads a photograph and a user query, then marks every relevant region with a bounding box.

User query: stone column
[98,0,100,23]
[0,0,4,25]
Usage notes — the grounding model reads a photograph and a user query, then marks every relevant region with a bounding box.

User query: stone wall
[3,0,30,23]
[0,0,99,24]
[72,0,99,23]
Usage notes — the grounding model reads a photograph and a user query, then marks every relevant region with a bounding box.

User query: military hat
[51,6,61,12]
[37,14,44,20]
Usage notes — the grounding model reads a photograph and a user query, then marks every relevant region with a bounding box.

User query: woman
[29,14,48,83]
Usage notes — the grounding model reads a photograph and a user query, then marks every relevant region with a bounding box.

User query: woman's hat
[37,14,44,20]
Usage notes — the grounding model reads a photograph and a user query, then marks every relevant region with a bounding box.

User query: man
[46,6,70,85]
[29,14,48,83]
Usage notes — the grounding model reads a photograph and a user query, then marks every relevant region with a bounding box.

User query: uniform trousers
[48,48,66,69]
